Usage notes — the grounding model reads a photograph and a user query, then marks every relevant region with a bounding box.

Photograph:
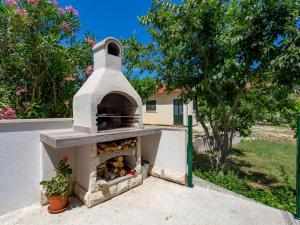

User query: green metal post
[297,116,300,219]
[188,115,193,188]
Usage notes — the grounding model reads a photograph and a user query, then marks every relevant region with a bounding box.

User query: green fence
[297,116,300,219]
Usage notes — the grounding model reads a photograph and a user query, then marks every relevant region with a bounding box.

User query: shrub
[40,156,72,196]
[0,0,94,119]
[194,169,296,213]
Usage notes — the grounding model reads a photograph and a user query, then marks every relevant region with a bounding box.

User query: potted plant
[40,156,72,214]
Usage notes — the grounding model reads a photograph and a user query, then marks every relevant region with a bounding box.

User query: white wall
[142,93,196,126]
[141,128,187,184]
[0,119,73,216]
[143,93,179,126]
[183,100,196,126]
[0,119,188,216]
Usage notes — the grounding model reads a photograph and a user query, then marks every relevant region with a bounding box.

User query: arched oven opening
[97,93,139,131]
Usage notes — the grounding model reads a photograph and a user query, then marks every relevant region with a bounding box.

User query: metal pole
[297,116,300,219]
[188,115,193,188]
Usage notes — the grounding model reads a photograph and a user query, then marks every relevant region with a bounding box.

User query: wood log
[99,143,107,149]
[117,156,123,162]
[97,180,108,188]
[112,168,118,174]
[112,161,119,168]
[119,162,124,168]
[118,169,126,177]
[112,142,117,147]
[104,171,116,180]
[99,150,105,154]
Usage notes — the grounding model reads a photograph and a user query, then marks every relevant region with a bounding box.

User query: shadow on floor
[67,196,84,211]
[193,149,278,187]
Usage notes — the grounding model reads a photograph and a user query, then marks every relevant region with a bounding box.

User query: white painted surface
[73,68,142,134]
[141,128,187,183]
[73,37,142,134]
[0,119,187,216]
[93,37,122,71]
[75,145,92,191]
[0,119,73,216]
[41,144,76,181]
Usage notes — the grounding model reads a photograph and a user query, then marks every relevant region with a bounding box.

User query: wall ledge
[0,118,73,124]
[0,118,73,132]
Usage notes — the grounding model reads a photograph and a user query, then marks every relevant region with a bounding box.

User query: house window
[146,100,156,112]
[193,100,196,111]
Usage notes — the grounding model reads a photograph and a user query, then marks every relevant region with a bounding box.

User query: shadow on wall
[42,144,76,182]
[141,133,161,168]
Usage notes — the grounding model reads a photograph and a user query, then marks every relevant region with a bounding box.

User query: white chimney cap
[92,37,123,71]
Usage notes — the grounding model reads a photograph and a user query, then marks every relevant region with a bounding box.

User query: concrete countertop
[40,127,162,149]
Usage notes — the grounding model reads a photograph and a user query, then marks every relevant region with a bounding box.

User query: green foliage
[40,157,72,196]
[0,0,94,118]
[122,35,157,75]
[122,36,158,102]
[124,0,300,167]
[286,97,300,137]
[194,138,296,213]
[126,75,157,103]
[195,169,295,213]
[234,138,296,188]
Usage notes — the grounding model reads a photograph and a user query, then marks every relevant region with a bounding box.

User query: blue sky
[59,0,152,44]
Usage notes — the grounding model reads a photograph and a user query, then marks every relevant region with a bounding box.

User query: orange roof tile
[157,85,183,94]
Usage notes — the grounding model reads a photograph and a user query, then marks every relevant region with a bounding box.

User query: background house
[142,86,196,126]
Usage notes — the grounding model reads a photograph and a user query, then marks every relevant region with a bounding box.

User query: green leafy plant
[126,75,157,103]
[195,169,296,213]
[193,139,297,213]
[0,0,94,119]
[123,0,299,169]
[40,156,72,196]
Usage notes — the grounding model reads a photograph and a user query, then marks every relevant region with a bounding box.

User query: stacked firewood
[97,156,129,181]
[97,138,137,155]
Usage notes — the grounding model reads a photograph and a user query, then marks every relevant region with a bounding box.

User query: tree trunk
[194,96,210,137]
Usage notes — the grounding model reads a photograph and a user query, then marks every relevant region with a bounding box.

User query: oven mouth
[97,93,139,131]
[96,113,139,131]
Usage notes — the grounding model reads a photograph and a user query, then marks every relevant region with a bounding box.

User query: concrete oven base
[150,166,186,185]
[74,174,143,208]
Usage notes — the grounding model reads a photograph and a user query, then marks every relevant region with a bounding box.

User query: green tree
[0,0,95,118]
[124,0,300,169]
[122,36,158,103]
[126,75,157,103]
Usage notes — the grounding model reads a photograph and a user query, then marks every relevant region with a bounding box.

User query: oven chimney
[93,37,122,71]
[73,37,142,134]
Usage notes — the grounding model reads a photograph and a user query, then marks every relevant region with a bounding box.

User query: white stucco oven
[40,37,187,208]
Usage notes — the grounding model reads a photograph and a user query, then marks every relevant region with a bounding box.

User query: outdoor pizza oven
[73,37,142,134]
[40,37,185,210]
[70,37,144,207]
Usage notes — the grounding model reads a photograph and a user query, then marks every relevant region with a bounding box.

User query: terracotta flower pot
[48,194,69,214]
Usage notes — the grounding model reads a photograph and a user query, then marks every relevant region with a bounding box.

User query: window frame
[146,100,157,112]
[193,100,196,111]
